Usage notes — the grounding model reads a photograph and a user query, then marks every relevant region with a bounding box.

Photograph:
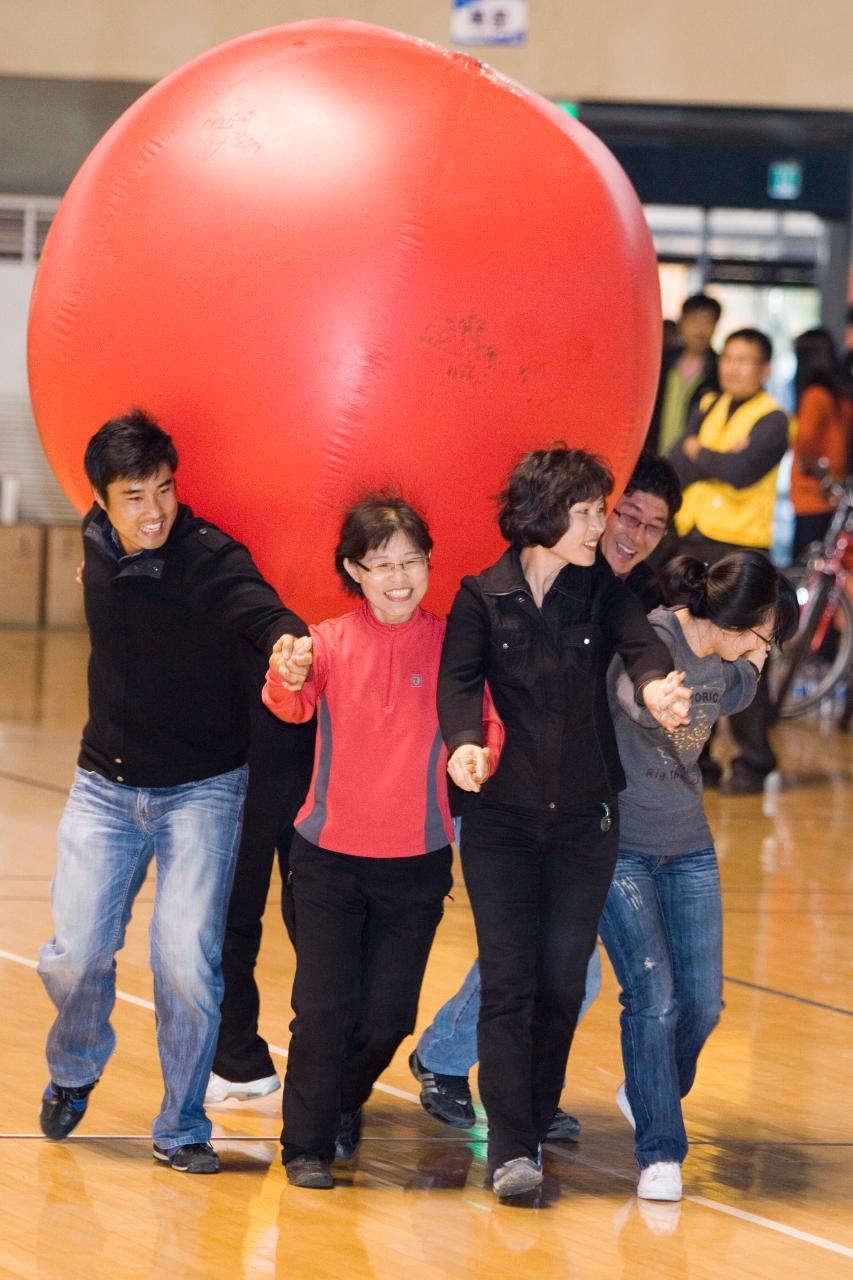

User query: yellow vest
[674,391,788,548]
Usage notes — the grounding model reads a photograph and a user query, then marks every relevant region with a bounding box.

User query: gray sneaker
[492,1156,543,1198]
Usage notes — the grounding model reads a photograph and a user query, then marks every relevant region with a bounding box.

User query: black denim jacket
[438,547,671,813]
[79,504,307,788]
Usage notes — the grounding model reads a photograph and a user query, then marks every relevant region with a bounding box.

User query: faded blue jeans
[598,846,723,1169]
[416,948,602,1076]
[38,765,247,1149]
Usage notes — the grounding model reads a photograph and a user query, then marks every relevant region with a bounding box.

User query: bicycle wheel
[770,568,853,718]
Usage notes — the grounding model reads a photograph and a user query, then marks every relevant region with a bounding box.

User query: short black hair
[335,493,433,597]
[498,446,613,549]
[623,450,682,522]
[724,328,773,365]
[84,409,178,501]
[681,293,722,322]
[662,551,798,645]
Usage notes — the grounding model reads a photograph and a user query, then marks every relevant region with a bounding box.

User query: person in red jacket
[789,327,851,558]
[263,493,503,1189]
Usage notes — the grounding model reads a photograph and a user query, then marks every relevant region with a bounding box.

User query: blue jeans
[416,947,602,1077]
[598,846,723,1169]
[38,765,247,1148]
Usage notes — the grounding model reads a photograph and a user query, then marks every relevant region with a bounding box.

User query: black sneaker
[409,1051,475,1129]
[40,1081,97,1141]
[719,768,767,796]
[334,1107,362,1162]
[153,1141,220,1173]
[284,1154,334,1189]
[545,1108,581,1141]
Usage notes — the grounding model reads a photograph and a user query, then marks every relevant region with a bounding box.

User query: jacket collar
[479,545,598,602]
[84,503,194,579]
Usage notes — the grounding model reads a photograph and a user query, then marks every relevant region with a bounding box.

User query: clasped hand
[447,744,493,793]
[643,671,692,731]
[270,634,313,691]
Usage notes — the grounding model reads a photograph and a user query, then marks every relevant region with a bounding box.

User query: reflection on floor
[1,628,851,1278]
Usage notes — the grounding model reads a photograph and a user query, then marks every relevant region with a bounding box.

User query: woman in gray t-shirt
[599,551,798,1204]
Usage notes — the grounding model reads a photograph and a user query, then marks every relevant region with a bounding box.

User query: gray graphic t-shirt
[608,607,758,857]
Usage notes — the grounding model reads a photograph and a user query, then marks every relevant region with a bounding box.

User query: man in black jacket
[37,410,308,1173]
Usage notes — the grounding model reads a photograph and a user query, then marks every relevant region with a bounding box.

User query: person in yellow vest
[668,328,790,796]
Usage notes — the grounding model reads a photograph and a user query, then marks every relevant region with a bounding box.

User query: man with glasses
[409,451,682,1138]
[669,328,790,795]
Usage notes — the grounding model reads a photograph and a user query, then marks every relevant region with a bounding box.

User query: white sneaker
[204,1072,280,1104]
[637,1161,682,1202]
[616,1082,636,1131]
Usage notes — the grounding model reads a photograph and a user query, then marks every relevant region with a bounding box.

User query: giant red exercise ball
[29,19,661,621]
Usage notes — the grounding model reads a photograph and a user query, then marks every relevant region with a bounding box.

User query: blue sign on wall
[450,0,528,46]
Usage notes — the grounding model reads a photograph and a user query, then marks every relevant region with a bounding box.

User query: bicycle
[769,471,853,723]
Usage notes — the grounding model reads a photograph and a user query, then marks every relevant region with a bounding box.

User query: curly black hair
[498,446,613,549]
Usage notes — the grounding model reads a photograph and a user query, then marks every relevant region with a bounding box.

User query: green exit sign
[768,159,803,200]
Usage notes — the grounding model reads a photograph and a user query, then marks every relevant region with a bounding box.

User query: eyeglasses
[354,555,429,578]
[748,627,773,647]
[612,508,669,541]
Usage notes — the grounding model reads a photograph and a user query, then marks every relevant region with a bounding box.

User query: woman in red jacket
[263,493,502,1189]
[790,327,851,559]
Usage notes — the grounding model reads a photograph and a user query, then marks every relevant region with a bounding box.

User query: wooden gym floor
[0,627,851,1279]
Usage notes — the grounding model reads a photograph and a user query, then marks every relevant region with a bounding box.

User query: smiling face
[96,462,178,554]
[600,488,670,577]
[548,494,608,568]
[344,530,430,625]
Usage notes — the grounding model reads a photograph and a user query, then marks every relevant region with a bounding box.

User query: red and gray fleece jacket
[262,601,503,858]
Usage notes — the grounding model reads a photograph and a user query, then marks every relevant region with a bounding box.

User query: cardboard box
[0,524,45,626]
[45,524,86,628]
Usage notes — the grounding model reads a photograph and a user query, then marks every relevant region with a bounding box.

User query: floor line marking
[544,1146,853,1260]
[5,951,853,1258]
[722,974,853,1017]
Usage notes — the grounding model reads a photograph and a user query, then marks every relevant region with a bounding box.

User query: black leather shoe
[285,1154,334,1188]
[335,1107,362,1161]
[153,1141,220,1173]
[40,1081,97,1141]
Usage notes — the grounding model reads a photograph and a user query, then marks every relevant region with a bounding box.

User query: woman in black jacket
[438,446,689,1198]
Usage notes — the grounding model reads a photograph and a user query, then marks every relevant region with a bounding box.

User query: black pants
[793,511,833,561]
[460,803,619,1170]
[212,740,314,1082]
[283,833,453,1163]
[679,532,776,779]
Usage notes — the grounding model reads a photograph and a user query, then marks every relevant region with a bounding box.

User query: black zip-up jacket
[437,548,671,813]
[79,503,308,788]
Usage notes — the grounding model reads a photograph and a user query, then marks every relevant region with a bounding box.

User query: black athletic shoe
[153,1141,220,1173]
[284,1154,334,1189]
[334,1108,363,1162]
[409,1051,476,1130]
[40,1081,97,1141]
[719,768,767,796]
[545,1108,581,1141]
